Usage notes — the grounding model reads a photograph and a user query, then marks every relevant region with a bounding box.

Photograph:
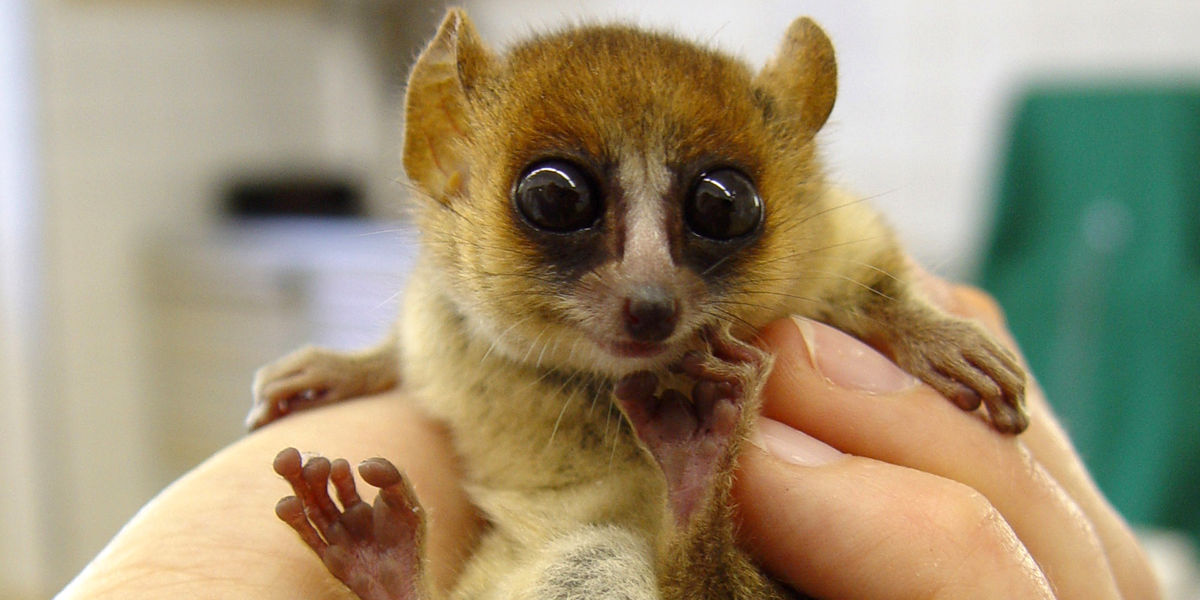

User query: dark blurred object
[980,84,1200,543]
[225,175,363,218]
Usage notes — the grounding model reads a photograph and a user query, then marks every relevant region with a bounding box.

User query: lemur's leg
[248,333,399,430]
[797,202,1027,434]
[615,327,793,600]
[273,447,428,600]
[877,301,1027,433]
[832,277,1028,434]
[456,525,658,600]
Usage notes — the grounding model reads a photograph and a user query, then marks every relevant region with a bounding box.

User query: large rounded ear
[402,9,492,204]
[754,17,837,137]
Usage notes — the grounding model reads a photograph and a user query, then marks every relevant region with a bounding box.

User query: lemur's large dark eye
[685,168,763,240]
[514,160,599,233]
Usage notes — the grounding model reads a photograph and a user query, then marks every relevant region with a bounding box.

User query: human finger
[734,420,1056,600]
[754,316,1122,599]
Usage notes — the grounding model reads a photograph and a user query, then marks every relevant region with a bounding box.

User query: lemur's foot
[248,345,398,430]
[273,448,426,600]
[615,329,770,527]
[887,317,1028,434]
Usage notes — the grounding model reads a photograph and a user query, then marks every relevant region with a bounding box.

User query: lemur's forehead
[493,26,768,173]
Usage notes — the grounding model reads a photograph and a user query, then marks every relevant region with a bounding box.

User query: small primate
[248,10,1027,600]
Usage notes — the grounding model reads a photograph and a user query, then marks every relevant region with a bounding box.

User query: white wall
[26,2,446,591]
[1,0,47,596]
[31,0,362,591]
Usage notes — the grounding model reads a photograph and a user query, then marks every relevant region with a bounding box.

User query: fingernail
[791,316,919,394]
[752,417,845,466]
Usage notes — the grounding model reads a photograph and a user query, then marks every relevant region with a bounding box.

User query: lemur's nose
[623,288,679,343]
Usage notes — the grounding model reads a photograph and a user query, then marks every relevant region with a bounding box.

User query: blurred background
[1,0,1198,597]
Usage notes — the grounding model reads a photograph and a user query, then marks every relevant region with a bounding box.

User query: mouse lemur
[248,9,1027,600]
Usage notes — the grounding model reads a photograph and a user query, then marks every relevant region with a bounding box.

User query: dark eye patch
[677,165,763,274]
[510,158,610,282]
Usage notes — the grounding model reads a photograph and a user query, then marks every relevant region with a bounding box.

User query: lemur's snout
[622,288,679,343]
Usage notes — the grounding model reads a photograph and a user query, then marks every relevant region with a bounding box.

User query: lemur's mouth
[606,339,669,359]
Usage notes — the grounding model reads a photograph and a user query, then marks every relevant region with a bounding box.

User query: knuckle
[923,481,1011,551]
[927,484,1033,574]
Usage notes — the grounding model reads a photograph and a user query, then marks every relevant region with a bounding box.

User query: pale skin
[58,274,1161,599]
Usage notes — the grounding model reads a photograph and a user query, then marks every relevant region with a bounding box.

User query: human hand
[60,277,1160,600]
[57,394,481,600]
[732,274,1161,599]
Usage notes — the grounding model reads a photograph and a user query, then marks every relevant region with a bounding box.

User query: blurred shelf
[139,218,416,480]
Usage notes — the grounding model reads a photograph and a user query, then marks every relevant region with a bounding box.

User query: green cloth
[979,85,1200,543]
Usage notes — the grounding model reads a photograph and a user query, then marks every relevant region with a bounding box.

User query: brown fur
[253,9,1027,599]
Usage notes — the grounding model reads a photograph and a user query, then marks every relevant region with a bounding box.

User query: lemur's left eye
[514,160,600,233]
[685,168,763,240]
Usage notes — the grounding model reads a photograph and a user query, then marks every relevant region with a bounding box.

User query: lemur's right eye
[514,160,600,233]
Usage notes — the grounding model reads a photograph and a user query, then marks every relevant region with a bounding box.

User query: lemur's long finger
[330,458,374,541]
[299,457,342,533]
[276,496,329,556]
